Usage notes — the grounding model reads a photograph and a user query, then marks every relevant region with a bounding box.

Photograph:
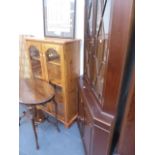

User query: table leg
[52,97,60,132]
[31,106,39,150]
[19,111,26,126]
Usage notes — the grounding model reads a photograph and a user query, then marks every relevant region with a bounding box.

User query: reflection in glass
[46,48,60,61]
[93,0,112,102]
[29,46,40,58]
[84,0,112,105]
[96,0,103,33]
[28,46,42,78]
[88,0,93,35]
[103,0,112,34]
[46,48,61,85]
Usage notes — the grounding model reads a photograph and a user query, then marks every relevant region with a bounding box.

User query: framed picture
[43,0,76,38]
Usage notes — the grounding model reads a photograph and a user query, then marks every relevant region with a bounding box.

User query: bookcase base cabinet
[25,37,80,127]
[77,78,114,155]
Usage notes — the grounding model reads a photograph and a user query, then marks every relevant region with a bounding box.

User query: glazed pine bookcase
[25,37,80,127]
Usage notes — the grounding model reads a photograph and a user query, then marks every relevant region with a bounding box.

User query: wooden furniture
[112,18,135,155]
[115,70,135,155]
[77,0,134,155]
[19,78,59,149]
[24,37,80,127]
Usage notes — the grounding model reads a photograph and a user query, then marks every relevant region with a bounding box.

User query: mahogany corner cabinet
[77,0,134,154]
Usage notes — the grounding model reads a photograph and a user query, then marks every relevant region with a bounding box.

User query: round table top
[19,78,55,105]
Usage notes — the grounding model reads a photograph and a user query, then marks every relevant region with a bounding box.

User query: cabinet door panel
[83,104,93,155]
[42,43,61,56]
[42,43,62,84]
[84,0,113,107]
[92,126,110,155]
[26,41,45,79]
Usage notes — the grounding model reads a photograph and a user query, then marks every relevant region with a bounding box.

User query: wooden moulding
[78,77,114,130]
[78,77,115,155]
[116,69,135,155]
[25,36,80,45]
[102,0,135,115]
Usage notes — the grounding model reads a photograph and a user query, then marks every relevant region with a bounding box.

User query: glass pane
[93,0,112,103]
[84,0,112,104]
[46,48,60,63]
[29,46,42,78]
[47,63,61,84]
[88,0,93,36]
[96,0,103,33]
[29,46,40,58]
[45,48,61,86]
[31,60,42,78]
[103,0,112,35]
[48,84,64,118]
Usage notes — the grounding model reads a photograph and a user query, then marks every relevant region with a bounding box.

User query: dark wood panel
[116,69,135,155]
[83,103,93,155]
[78,78,114,155]
[77,92,85,136]
[92,126,110,155]
[102,0,134,115]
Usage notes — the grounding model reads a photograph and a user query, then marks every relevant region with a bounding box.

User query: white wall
[19,0,84,75]
[75,0,84,75]
[18,0,44,37]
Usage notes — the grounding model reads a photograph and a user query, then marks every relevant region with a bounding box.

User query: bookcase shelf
[25,37,80,127]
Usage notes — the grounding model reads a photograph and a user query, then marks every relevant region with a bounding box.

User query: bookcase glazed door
[84,0,95,83]
[84,0,112,107]
[43,44,65,123]
[27,41,45,80]
[43,44,62,86]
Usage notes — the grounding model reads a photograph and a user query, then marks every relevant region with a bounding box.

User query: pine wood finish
[25,37,80,127]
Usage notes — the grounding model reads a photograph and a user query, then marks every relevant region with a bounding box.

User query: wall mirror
[43,0,76,38]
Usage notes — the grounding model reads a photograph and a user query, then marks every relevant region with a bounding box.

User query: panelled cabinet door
[42,44,62,86]
[84,0,113,107]
[26,41,45,80]
[91,127,110,155]
[83,104,93,155]
[84,0,95,83]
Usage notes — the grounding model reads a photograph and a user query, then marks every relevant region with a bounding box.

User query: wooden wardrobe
[77,0,134,155]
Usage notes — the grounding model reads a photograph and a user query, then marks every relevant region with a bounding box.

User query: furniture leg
[31,118,39,150]
[19,111,26,126]
[52,97,60,132]
[31,106,39,150]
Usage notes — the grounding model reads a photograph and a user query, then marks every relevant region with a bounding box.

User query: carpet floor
[19,105,85,155]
